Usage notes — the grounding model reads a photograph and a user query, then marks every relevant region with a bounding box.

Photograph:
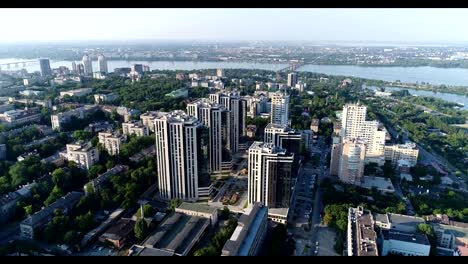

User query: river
[379,86,468,110]
[1,58,467,108]
[2,58,468,87]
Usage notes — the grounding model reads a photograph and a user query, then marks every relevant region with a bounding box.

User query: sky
[1,8,468,44]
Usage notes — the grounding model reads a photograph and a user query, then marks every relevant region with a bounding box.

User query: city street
[289,136,337,256]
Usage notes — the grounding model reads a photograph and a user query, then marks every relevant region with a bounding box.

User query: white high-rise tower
[97,54,108,73]
[82,54,93,75]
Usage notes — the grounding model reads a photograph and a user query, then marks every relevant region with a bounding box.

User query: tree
[88,164,104,180]
[168,198,182,211]
[137,204,156,218]
[75,211,95,231]
[105,160,115,170]
[24,205,33,216]
[193,246,218,256]
[44,185,64,206]
[52,168,69,189]
[63,230,78,246]
[220,206,230,220]
[134,219,148,240]
[72,130,92,141]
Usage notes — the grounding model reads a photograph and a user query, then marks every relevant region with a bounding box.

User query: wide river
[0,58,467,108]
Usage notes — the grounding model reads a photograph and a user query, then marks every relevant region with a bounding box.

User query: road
[308,138,330,256]
[0,222,20,245]
[417,143,467,190]
[393,181,415,216]
[289,136,338,256]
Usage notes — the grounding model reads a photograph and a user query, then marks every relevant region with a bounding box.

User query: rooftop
[21,191,83,227]
[349,207,379,256]
[222,203,267,256]
[143,212,209,256]
[100,218,135,241]
[249,141,288,155]
[128,245,174,256]
[176,202,217,215]
[382,229,430,245]
[268,207,289,217]
[157,110,199,124]
[361,176,395,193]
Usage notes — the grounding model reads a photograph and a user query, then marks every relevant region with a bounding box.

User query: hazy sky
[1,8,468,44]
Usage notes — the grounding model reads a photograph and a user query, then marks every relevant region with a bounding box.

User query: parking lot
[74,245,116,256]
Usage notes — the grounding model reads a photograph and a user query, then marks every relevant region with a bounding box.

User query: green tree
[72,130,92,141]
[44,185,64,206]
[63,230,78,246]
[75,211,95,231]
[134,219,148,240]
[137,204,156,218]
[88,164,105,180]
[24,205,33,216]
[220,206,230,220]
[169,198,182,211]
[193,246,218,256]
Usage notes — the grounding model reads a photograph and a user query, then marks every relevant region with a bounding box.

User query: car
[316,241,319,246]
[98,247,103,251]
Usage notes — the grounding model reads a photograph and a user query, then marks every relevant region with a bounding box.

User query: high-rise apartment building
[71,61,77,74]
[247,142,294,208]
[216,68,225,78]
[341,103,367,139]
[287,72,297,87]
[154,110,210,201]
[187,99,231,174]
[97,54,108,73]
[39,58,52,77]
[341,103,387,164]
[264,124,301,151]
[82,54,93,75]
[270,92,290,126]
[209,91,247,153]
[338,138,366,185]
[76,63,85,76]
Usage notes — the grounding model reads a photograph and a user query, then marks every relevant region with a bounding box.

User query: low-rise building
[66,141,99,170]
[381,229,431,256]
[140,111,166,132]
[347,206,379,256]
[0,144,6,160]
[19,90,44,97]
[246,125,257,138]
[310,119,320,133]
[142,212,210,256]
[359,176,395,194]
[98,131,126,156]
[84,165,128,195]
[20,191,83,239]
[384,142,419,167]
[94,93,118,104]
[174,202,218,226]
[59,88,92,98]
[374,212,425,233]
[0,108,41,127]
[99,218,135,249]
[0,183,36,223]
[221,203,268,256]
[51,105,98,130]
[267,207,289,225]
[122,120,149,137]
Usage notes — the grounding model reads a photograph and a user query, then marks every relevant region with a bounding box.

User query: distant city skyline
[0,8,468,44]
